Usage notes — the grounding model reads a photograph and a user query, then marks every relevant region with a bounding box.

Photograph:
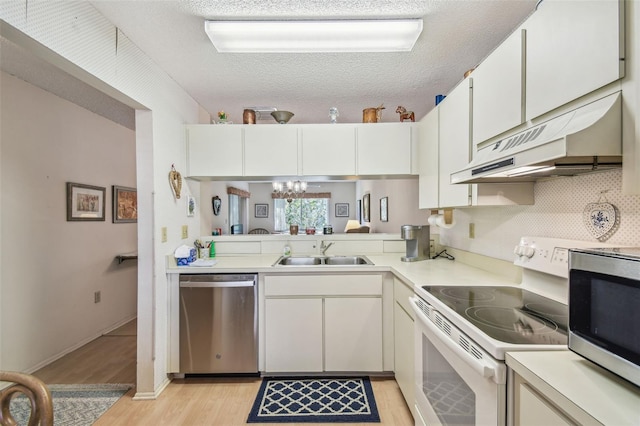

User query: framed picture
[380,196,389,222]
[255,203,269,218]
[335,203,349,217]
[363,193,371,222]
[112,186,138,223]
[187,195,196,217]
[66,182,106,221]
[357,199,362,223]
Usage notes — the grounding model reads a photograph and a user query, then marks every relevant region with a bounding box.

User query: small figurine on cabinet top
[396,106,415,122]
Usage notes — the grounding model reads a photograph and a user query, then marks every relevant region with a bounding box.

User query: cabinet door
[324,297,382,372]
[517,382,574,426]
[393,279,415,419]
[301,125,357,176]
[265,298,323,372]
[438,79,472,208]
[357,124,413,175]
[525,0,624,120]
[186,125,243,177]
[472,28,524,146]
[244,125,298,176]
[418,107,439,209]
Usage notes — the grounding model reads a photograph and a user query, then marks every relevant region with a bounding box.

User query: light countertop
[507,351,640,425]
[166,253,516,289]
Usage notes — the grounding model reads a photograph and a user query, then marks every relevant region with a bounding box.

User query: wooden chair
[248,228,270,234]
[0,371,53,426]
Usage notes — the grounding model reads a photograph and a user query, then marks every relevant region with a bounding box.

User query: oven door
[411,296,506,426]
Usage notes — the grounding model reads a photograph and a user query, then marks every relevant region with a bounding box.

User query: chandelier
[273,180,307,203]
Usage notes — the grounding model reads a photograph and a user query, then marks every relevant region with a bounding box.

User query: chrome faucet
[320,241,334,255]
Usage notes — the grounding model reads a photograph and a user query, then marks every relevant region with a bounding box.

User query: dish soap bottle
[209,241,216,258]
[283,245,291,257]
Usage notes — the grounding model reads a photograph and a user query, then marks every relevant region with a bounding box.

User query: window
[274,198,329,232]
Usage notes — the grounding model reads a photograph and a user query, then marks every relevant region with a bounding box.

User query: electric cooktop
[422,286,568,345]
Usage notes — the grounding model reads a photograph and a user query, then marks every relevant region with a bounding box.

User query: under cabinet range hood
[451,91,622,184]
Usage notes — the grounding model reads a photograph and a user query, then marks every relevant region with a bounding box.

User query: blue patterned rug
[247,377,380,423]
[9,383,132,426]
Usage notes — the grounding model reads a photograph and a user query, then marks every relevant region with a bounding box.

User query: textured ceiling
[87,0,538,125]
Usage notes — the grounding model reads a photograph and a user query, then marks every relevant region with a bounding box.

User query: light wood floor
[33,319,414,425]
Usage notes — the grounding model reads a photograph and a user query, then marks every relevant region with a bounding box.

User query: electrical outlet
[181,225,188,239]
[94,291,101,303]
[161,227,168,243]
[469,223,475,239]
[429,239,435,257]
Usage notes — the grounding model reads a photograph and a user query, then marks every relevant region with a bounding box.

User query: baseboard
[24,315,137,375]
[101,315,137,335]
[133,376,171,400]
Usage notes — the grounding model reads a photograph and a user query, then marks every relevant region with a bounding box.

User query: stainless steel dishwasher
[179,273,258,374]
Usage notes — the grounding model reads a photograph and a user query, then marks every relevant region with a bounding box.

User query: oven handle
[411,297,503,382]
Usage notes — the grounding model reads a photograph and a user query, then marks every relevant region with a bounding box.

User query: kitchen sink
[324,256,371,265]
[277,256,324,266]
[273,255,373,266]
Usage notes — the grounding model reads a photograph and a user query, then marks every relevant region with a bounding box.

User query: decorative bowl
[271,110,294,124]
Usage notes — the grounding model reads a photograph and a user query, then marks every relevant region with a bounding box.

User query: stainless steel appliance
[411,237,605,426]
[569,247,640,388]
[400,224,430,262]
[179,273,258,374]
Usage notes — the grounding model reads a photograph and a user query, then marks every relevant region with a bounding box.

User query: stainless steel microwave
[569,247,640,388]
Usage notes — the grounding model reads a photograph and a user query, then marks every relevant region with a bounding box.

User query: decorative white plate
[582,202,619,241]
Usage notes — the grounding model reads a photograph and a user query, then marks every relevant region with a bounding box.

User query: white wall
[439,169,640,261]
[357,179,430,234]
[198,181,250,235]
[0,72,137,372]
[0,2,202,397]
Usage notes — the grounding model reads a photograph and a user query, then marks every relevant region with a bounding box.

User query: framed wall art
[363,193,371,222]
[187,195,196,217]
[380,196,389,222]
[357,199,362,223]
[335,203,349,217]
[112,185,137,223]
[255,203,269,218]
[66,182,106,221]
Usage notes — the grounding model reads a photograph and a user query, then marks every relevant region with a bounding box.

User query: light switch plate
[181,225,188,239]
[161,227,168,243]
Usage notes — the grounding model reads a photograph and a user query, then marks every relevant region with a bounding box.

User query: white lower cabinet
[263,274,383,373]
[516,380,574,426]
[325,297,382,372]
[265,298,323,372]
[393,278,416,420]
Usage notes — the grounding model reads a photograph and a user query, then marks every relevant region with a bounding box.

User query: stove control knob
[523,246,535,258]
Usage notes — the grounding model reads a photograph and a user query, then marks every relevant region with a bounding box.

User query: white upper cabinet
[301,125,357,176]
[525,0,624,120]
[472,28,524,146]
[417,107,439,209]
[186,125,243,177]
[438,79,472,208]
[356,123,415,176]
[244,125,299,176]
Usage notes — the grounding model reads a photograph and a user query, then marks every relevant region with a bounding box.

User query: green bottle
[209,241,216,258]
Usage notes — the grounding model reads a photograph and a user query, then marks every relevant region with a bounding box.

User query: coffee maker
[400,225,430,262]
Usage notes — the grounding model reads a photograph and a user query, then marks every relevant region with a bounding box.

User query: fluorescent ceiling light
[204,19,423,53]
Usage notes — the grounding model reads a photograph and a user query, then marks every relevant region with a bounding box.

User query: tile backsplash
[440,170,640,261]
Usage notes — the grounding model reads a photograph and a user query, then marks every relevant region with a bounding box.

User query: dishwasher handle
[179,274,256,288]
